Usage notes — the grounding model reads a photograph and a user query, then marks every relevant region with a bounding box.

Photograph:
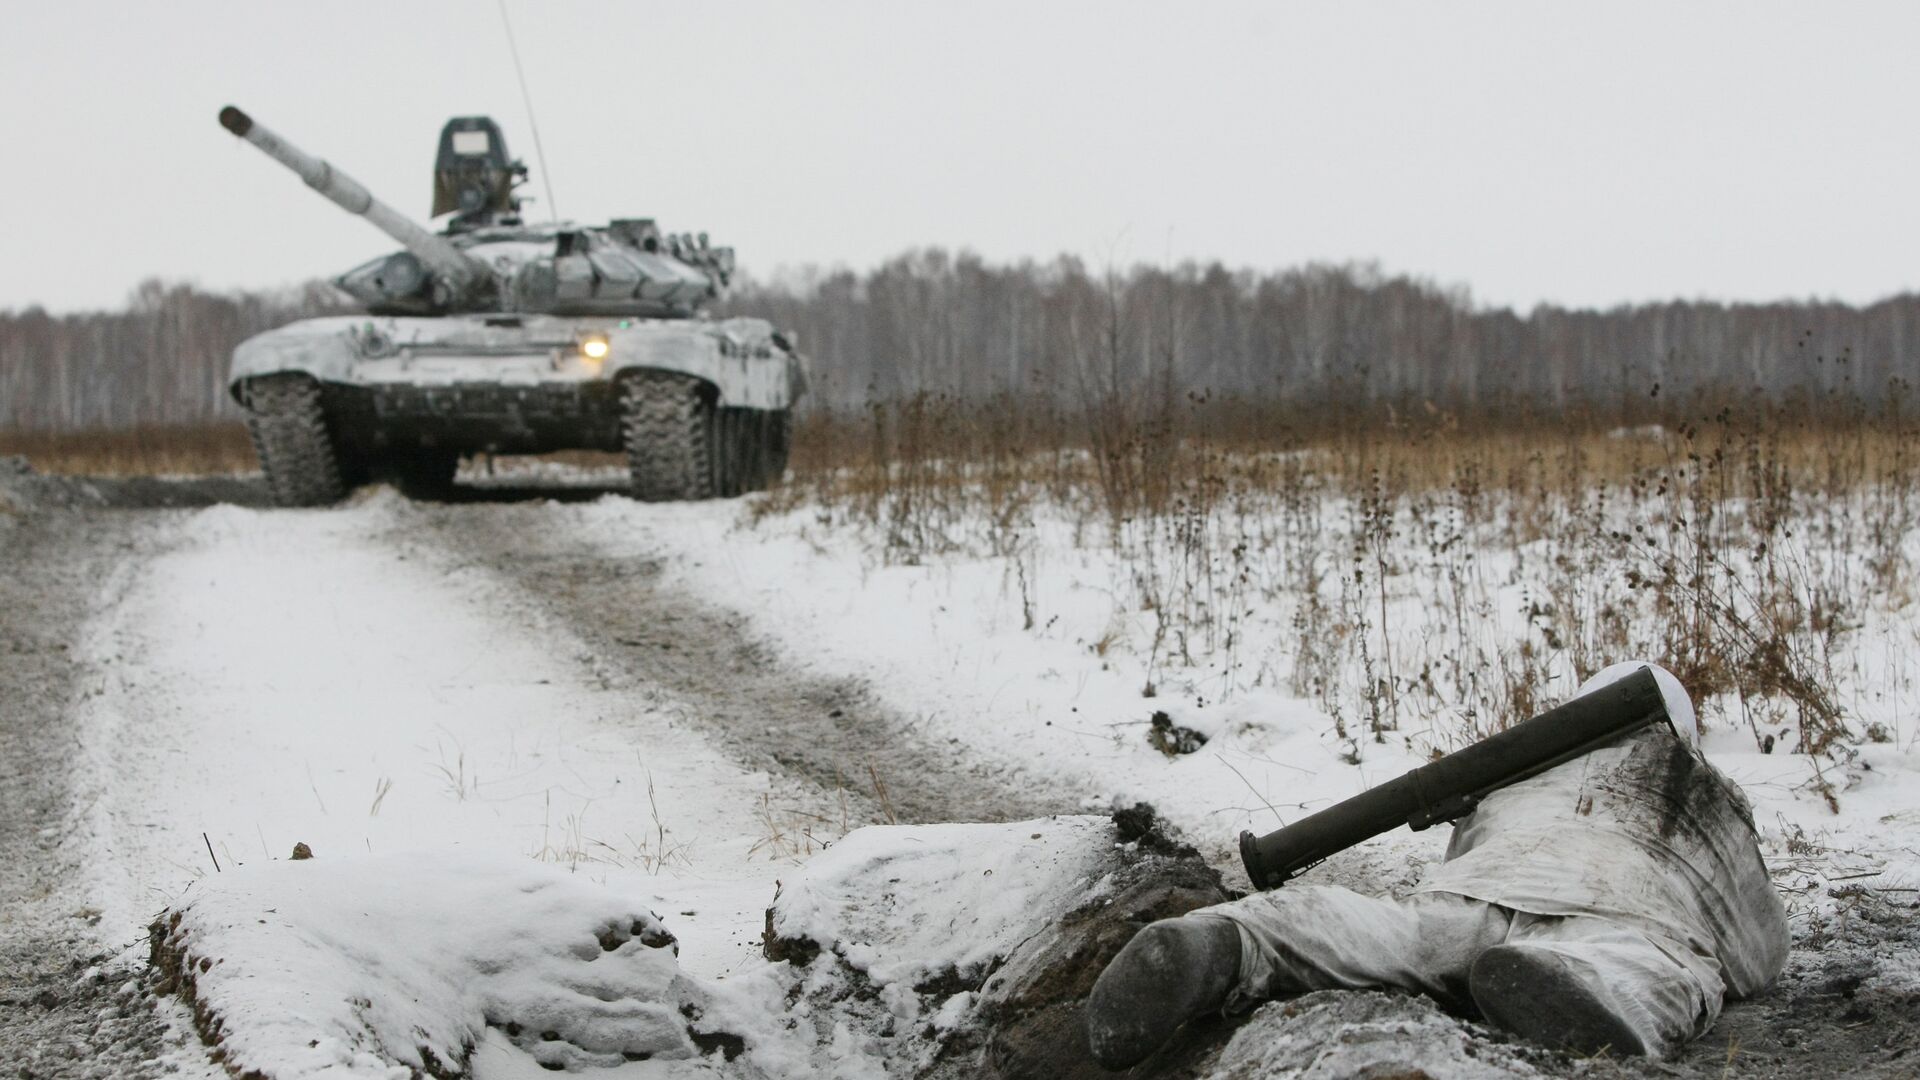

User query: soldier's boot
[1469,945,1651,1057]
[1085,917,1241,1069]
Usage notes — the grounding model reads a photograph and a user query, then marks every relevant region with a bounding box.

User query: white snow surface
[66,481,1920,1078]
[157,851,706,1078]
[566,494,1920,906]
[75,494,786,950]
[71,494,808,1076]
[770,816,1112,991]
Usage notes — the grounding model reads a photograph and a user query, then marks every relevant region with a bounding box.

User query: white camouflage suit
[1192,665,1790,1057]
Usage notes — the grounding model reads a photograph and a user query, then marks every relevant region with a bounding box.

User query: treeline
[4,253,1916,434]
[1,280,350,433]
[729,251,1918,417]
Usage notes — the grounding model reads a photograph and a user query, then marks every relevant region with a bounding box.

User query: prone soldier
[1086,662,1788,1066]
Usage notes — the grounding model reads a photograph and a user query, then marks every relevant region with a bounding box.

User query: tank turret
[218,105,737,319]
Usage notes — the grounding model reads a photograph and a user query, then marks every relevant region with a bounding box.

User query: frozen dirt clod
[761,806,1239,1080]
[979,807,1238,1080]
[1147,711,1210,757]
[148,850,733,1079]
[763,815,1122,1077]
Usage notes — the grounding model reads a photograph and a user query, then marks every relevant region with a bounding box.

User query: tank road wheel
[622,372,718,501]
[242,373,349,507]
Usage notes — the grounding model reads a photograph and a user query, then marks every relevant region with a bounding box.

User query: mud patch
[0,508,192,1078]
[0,457,269,510]
[980,837,1236,1078]
[1209,991,1543,1079]
[1665,897,1920,1078]
[404,500,1079,827]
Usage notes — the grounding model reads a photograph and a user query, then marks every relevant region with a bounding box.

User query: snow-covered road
[69,495,853,987]
[34,491,1088,1078]
[6,475,1918,1079]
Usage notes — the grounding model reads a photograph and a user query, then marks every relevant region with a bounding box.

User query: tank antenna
[496,0,560,222]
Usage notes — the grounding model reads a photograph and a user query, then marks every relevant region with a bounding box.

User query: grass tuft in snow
[756,398,1919,770]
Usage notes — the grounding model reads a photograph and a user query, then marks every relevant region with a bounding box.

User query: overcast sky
[3,1,1917,313]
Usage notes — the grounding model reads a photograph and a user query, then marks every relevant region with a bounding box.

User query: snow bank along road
[3,479,1917,1078]
[0,488,1078,1078]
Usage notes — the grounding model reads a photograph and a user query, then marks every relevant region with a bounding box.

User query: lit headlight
[580,336,611,361]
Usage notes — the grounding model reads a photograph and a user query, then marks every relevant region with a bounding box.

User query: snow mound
[1205,991,1543,1079]
[768,816,1114,992]
[149,849,732,1078]
[766,811,1237,1079]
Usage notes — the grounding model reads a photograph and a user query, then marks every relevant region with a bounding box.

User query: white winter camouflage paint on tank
[229,314,805,410]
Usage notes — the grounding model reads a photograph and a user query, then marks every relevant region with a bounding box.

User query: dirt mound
[148,851,731,1078]
[980,839,1236,1079]
[763,806,1238,1079]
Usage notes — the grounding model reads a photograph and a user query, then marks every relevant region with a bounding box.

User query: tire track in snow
[398,498,1081,828]
[0,511,215,1079]
[69,495,810,953]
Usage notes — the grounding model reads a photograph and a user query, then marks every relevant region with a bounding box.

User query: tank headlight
[580,336,611,361]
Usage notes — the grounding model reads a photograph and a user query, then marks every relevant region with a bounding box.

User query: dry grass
[776,396,1920,514]
[531,776,694,876]
[11,392,1906,783]
[759,393,1919,776]
[0,423,256,476]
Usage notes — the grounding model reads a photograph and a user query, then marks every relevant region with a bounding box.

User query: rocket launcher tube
[219,106,486,299]
[1238,665,1668,890]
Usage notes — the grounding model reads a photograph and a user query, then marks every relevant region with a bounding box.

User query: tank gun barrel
[218,106,485,298]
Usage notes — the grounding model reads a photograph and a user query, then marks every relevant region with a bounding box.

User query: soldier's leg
[1471,913,1722,1058]
[1087,887,1508,1068]
[1196,886,1511,1009]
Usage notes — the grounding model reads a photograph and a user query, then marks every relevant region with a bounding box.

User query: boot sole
[1086,919,1240,1069]
[1469,945,1649,1057]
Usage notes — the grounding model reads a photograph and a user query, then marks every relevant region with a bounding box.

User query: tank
[217,105,806,505]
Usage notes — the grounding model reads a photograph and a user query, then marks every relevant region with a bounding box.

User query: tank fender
[227,317,367,402]
[604,317,805,411]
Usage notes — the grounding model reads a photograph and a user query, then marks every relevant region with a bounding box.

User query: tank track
[715,408,792,495]
[765,410,793,482]
[623,372,717,501]
[622,373,791,501]
[243,374,349,507]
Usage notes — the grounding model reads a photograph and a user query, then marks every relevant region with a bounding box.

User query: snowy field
[20,457,1920,1077]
